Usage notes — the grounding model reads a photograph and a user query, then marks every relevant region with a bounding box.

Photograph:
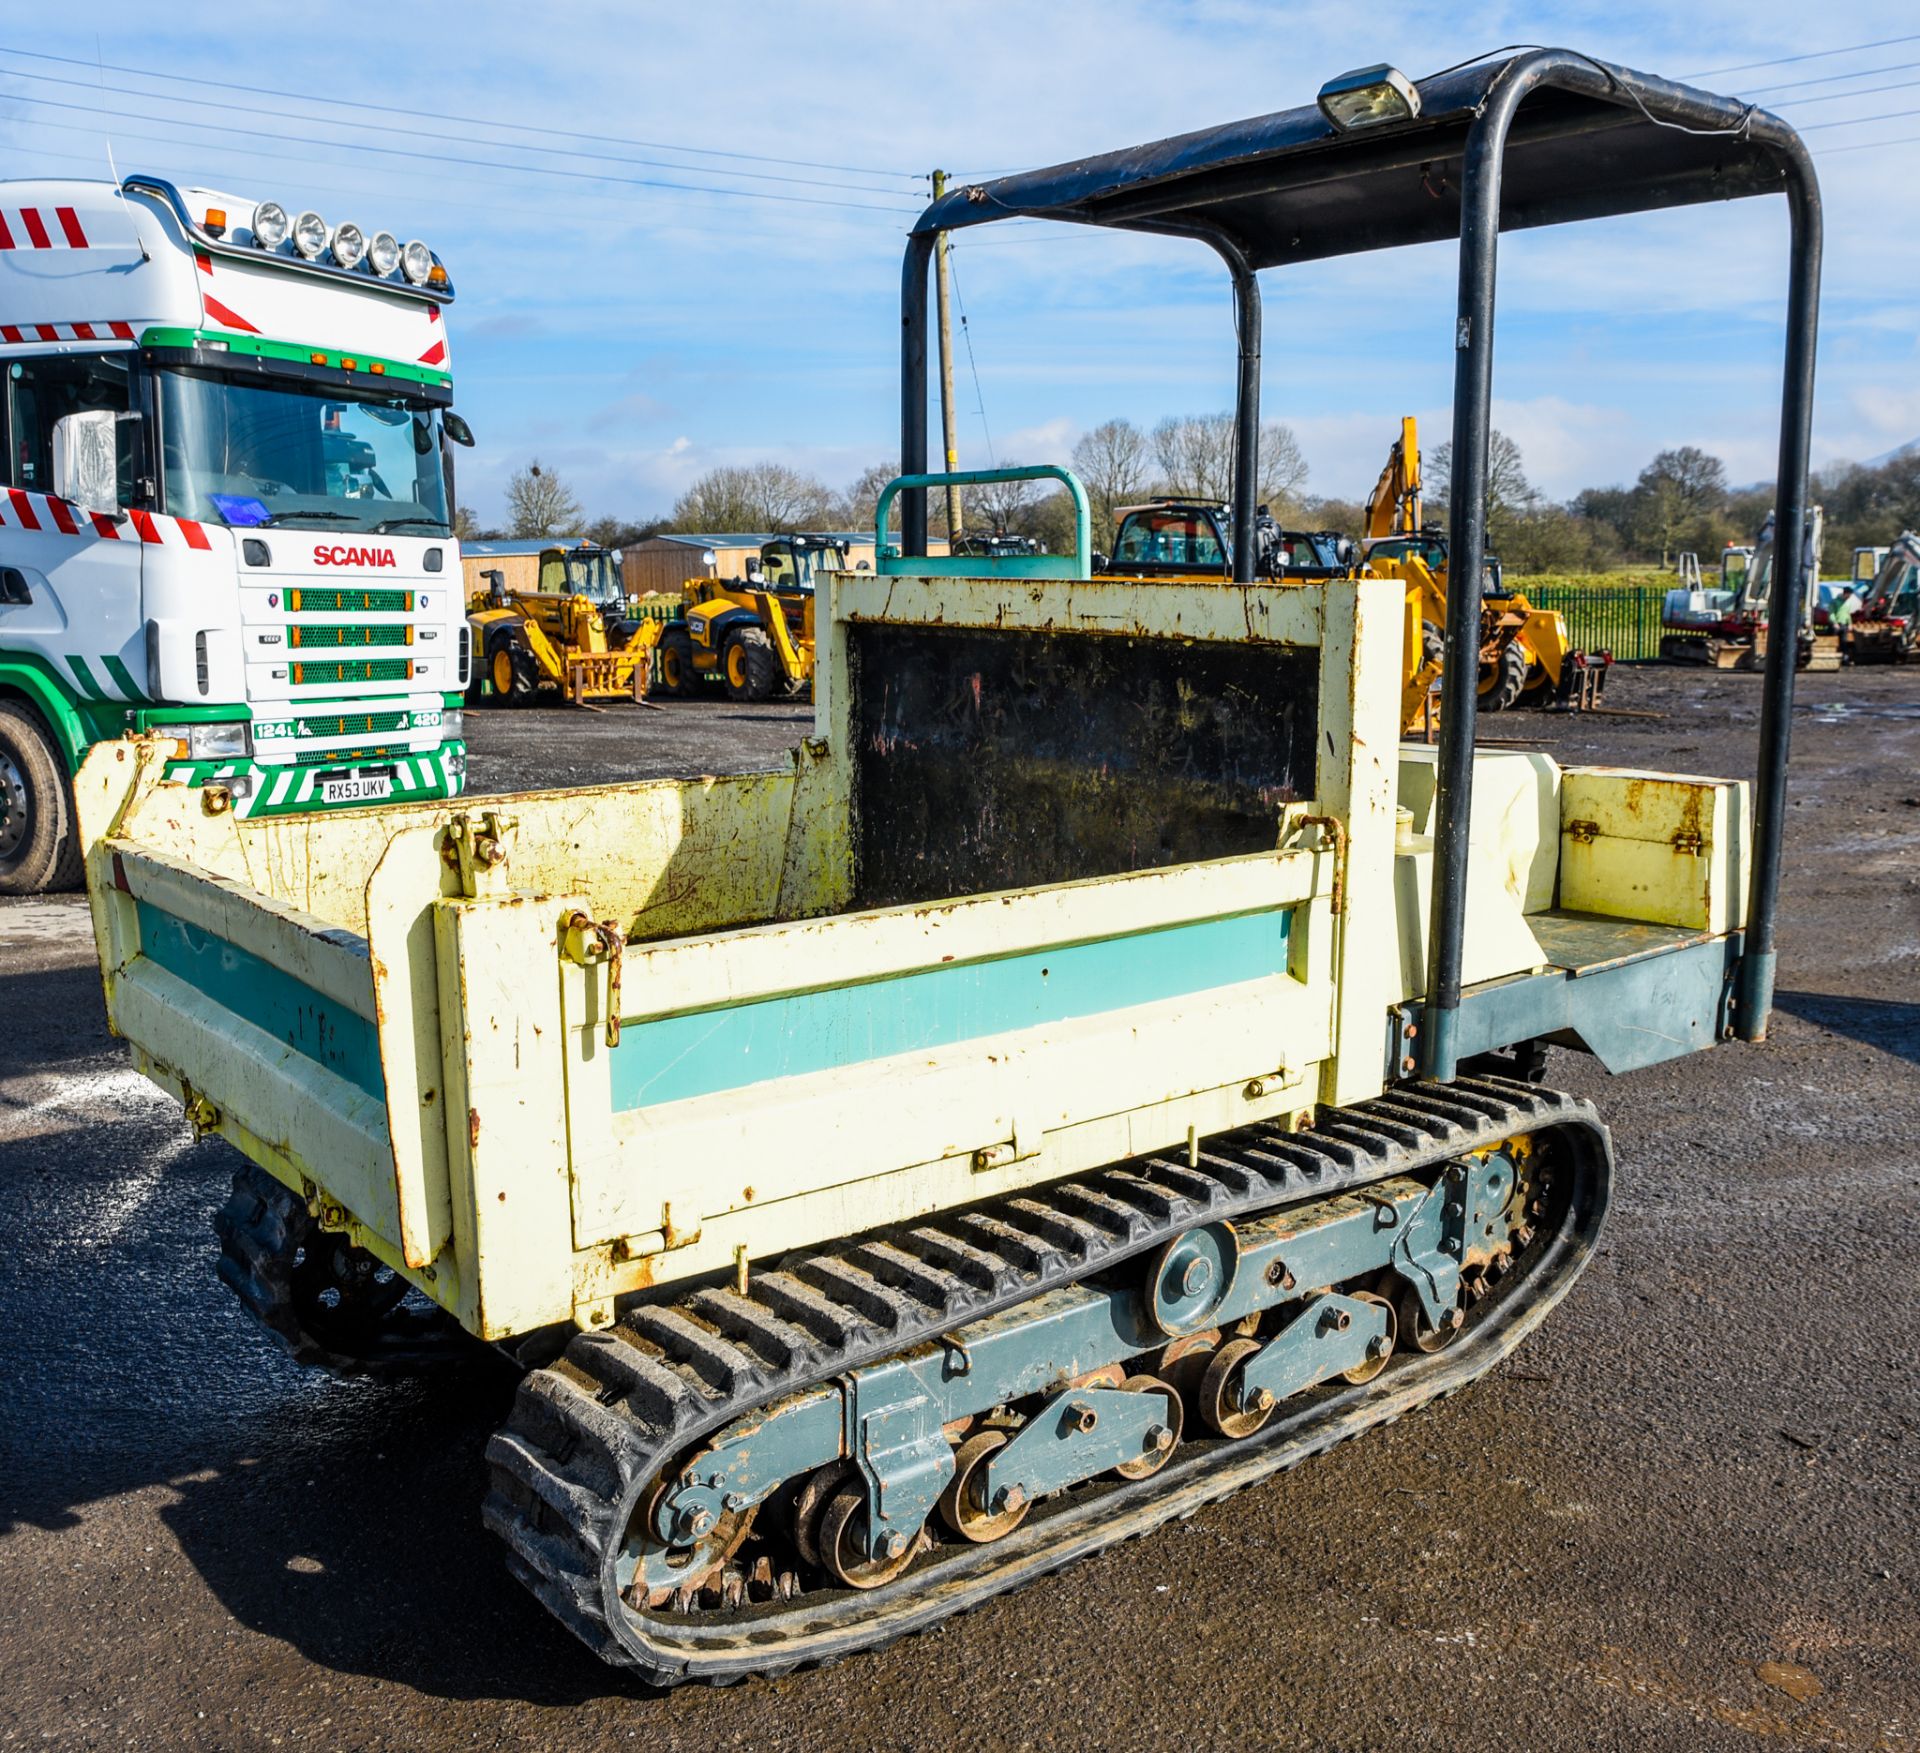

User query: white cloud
[1,0,1912,519]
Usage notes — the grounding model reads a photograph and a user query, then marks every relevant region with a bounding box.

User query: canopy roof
[914,51,1802,267]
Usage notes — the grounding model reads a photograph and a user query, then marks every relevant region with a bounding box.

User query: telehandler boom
[79,49,1819,1686]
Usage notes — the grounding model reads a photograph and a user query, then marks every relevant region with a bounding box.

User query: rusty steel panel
[849,624,1319,907]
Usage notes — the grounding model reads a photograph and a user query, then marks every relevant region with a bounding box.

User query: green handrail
[874,467,1092,579]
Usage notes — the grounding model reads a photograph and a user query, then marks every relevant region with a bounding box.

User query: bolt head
[1444,1308,1465,1331]
[1148,1424,1174,1451]
[997,1484,1027,1513]
[881,1531,908,1560]
[723,1492,750,1512]
[1247,1386,1275,1412]
[1180,1258,1210,1297]
[686,1507,716,1538]
[1368,1335,1390,1360]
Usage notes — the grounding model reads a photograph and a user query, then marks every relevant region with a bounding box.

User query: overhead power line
[0,89,921,215]
[1772,79,1920,108]
[1799,104,1920,131]
[0,43,917,183]
[1685,32,1920,79]
[946,244,995,466]
[0,65,911,198]
[1741,57,1920,97]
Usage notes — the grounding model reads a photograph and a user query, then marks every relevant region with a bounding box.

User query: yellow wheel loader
[76,51,1820,1689]
[1363,417,1601,729]
[655,534,843,703]
[466,542,660,705]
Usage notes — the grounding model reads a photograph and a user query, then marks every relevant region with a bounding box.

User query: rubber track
[214,1163,470,1378]
[482,1076,1611,1684]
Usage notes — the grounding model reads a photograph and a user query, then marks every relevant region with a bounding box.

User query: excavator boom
[1365,414,1422,541]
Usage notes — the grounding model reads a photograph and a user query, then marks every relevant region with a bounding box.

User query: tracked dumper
[77,50,1818,1686]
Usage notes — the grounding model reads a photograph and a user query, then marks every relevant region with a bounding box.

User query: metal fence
[1525,586,1665,661]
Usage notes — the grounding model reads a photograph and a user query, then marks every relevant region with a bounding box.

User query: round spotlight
[400,239,433,286]
[251,201,289,249]
[331,221,367,269]
[368,230,400,277]
[292,210,328,261]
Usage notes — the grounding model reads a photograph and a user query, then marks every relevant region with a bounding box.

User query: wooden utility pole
[932,169,963,539]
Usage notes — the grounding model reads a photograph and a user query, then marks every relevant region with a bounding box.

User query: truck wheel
[1481,639,1531,711]
[489,640,537,706]
[723,626,779,702]
[0,700,80,895]
[656,627,699,699]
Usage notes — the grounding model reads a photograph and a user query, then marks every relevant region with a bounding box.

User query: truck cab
[1104,500,1352,579]
[0,175,472,892]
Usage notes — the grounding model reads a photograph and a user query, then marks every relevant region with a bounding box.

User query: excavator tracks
[214,1164,471,1377]
[483,1077,1611,1685]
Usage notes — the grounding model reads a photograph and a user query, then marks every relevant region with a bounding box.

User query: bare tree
[1427,430,1533,540]
[1072,419,1154,548]
[1152,413,1236,501]
[671,462,835,533]
[836,461,898,533]
[1150,412,1309,515]
[505,460,584,539]
[452,504,482,542]
[970,464,1044,532]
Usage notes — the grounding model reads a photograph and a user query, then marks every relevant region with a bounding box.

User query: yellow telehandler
[466,542,661,706]
[655,533,844,701]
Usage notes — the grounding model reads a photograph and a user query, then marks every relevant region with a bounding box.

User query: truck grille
[294,710,411,738]
[288,587,414,613]
[290,624,413,649]
[294,743,409,766]
[292,658,413,686]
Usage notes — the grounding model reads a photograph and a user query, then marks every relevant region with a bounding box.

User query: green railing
[875,467,1092,579]
[1524,586,1666,661]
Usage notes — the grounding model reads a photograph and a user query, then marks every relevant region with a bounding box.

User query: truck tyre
[723,626,779,702]
[489,639,537,706]
[0,699,80,895]
[1481,638,1531,711]
[656,627,699,698]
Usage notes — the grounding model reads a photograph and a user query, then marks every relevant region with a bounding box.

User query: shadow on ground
[1772,989,1920,1065]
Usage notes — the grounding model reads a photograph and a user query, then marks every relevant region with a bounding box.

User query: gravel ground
[1,665,1915,1752]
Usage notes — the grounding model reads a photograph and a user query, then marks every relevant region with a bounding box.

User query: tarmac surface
[2,671,1916,1751]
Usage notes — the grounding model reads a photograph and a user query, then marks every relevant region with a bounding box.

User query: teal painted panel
[611,908,1291,1111]
[134,900,384,1098]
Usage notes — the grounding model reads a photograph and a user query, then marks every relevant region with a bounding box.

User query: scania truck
[0,175,472,892]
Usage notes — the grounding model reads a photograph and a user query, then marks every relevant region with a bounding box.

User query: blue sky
[2,2,1914,524]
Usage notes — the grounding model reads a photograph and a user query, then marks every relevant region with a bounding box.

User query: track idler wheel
[630,1475,758,1609]
[1398,1285,1465,1354]
[939,1428,1032,1544]
[1198,1336,1275,1439]
[1341,1291,1397,1385]
[1111,1375,1182,1481]
[817,1481,923,1589]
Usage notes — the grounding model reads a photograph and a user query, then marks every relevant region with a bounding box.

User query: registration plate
[321,774,392,805]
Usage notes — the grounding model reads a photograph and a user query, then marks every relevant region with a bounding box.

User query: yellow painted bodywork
[78,565,1751,1346]
[469,588,659,703]
[682,582,815,689]
[1362,415,1579,727]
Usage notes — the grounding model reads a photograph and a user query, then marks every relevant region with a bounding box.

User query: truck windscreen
[158,368,452,534]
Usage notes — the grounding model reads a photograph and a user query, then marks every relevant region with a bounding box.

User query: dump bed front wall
[849,624,1319,906]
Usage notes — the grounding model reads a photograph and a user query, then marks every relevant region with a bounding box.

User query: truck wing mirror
[443,412,476,447]
[51,410,122,518]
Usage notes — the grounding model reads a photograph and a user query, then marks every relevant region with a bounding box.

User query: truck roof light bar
[121,175,454,304]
